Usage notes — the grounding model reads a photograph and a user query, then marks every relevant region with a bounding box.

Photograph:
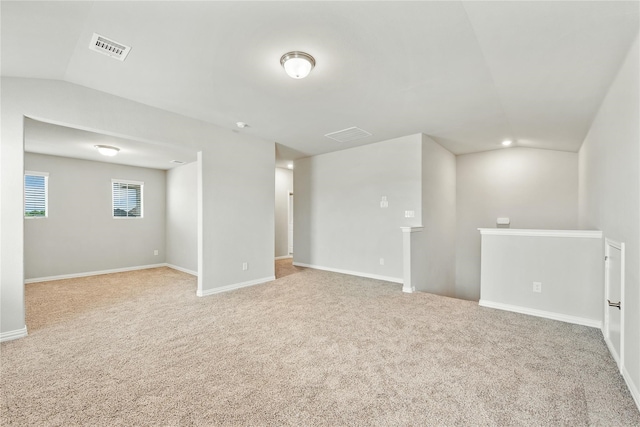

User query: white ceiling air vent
[324,127,372,143]
[89,33,131,61]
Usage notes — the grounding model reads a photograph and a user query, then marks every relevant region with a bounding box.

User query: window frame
[24,171,49,219]
[111,179,144,219]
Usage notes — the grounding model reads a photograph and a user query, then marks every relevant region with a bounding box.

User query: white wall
[420,134,456,296]
[479,230,603,327]
[166,161,197,274]
[456,147,579,301]
[294,134,423,281]
[200,141,275,292]
[579,35,639,402]
[1,77,275,338]
[275,167,293,258]
[24,153,166,279]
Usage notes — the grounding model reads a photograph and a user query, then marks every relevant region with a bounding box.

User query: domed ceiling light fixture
[94,145,120,156]
[280,51,315,79]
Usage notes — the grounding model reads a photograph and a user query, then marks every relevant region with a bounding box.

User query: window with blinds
[112,180,143,218]
[24,171,48,218]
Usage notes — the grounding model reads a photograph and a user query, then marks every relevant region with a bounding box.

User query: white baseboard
[197,276,275,297]
[603,333,622,370]
[292,262,403,284]
[622,365,640,412]
[24,264,168,284]
[0,326,28,343]
[275,255,293,260]
[165,263,198,276]
[478,300,602,329]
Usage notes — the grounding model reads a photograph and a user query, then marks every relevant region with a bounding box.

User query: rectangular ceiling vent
[89,33,131,61]
[324,127,372,143]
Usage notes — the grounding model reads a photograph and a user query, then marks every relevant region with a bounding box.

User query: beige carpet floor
[275,257,304,279]
[1,267,639,426]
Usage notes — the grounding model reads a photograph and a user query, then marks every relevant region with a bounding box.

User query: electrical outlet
[153,249,159,256]
[533,282,542,293]
[380,196,388,208]
[242,262,248,271]
[404,210,415,218]
[379,258,385,265]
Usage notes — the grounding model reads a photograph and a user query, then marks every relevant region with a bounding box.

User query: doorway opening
[22,117,201,332]
[275,167,299,279]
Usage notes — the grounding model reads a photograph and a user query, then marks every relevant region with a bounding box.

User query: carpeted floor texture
[1,265,639,426]
[275,257,304,279]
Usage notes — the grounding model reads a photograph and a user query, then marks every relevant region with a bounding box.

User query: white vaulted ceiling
[2,1,639,163]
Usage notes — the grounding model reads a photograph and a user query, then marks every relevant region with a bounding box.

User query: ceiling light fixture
[280,51,315,79]
[236,122,249,129]
[502,140,513,147]
[94,145,120,156]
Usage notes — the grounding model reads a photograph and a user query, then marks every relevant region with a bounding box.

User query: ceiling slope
[463,0,640,153]
[2,1,639,160]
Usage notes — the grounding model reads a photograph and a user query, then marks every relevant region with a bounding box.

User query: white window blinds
[112,180,143,218]
[24,171,48,218]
